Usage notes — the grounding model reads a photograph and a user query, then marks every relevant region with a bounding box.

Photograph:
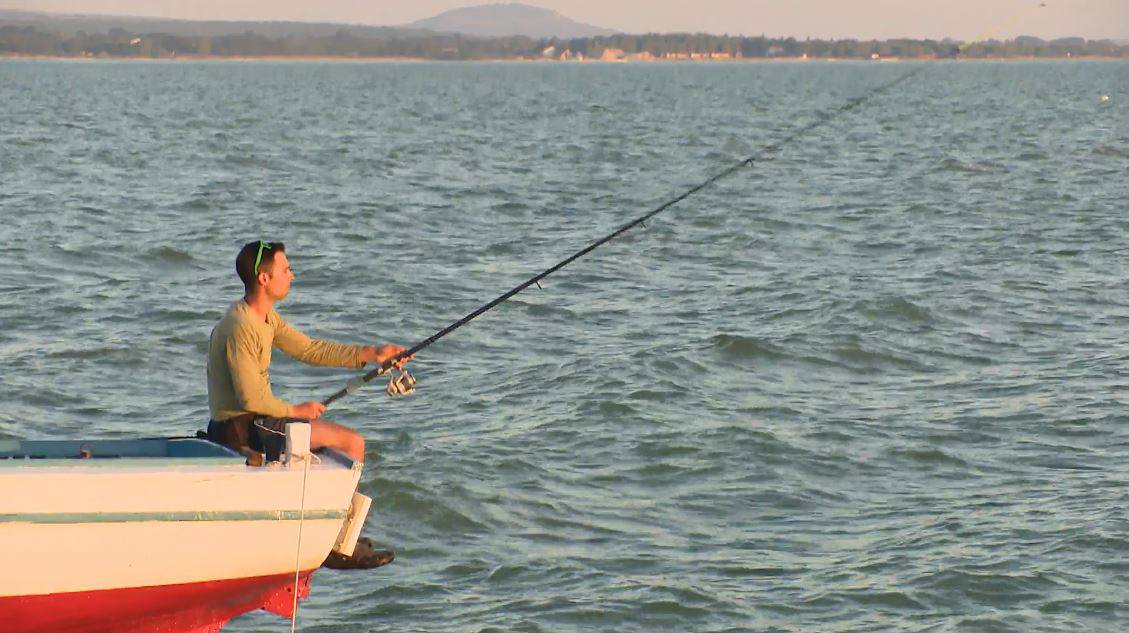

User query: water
[2,59,1128,632]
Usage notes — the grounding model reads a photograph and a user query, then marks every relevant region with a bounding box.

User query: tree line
[1,24,1126,60]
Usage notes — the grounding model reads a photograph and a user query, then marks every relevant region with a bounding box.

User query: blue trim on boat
[0,438,241,460]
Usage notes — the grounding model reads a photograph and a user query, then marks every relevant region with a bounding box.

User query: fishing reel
[386,367,416,397]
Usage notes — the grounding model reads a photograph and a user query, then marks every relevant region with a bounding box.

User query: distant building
[557,49,586,61]
[599,48,626,61]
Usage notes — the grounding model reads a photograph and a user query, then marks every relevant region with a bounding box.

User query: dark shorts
[207,415,308,462]
[251,416,309,462]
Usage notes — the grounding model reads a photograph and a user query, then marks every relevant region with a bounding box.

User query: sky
[3,0,1127,40]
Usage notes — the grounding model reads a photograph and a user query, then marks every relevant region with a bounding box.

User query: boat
[0,425,372,633]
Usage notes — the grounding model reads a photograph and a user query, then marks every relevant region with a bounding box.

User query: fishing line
[288,452,310,633]
[322,62,929,407]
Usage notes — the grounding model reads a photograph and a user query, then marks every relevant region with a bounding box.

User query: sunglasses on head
[253,241,272,275]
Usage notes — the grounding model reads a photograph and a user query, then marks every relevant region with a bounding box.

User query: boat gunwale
[0,508,349,524]
[0,437,358,470]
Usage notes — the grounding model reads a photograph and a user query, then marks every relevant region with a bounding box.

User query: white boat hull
[0,437,370,632]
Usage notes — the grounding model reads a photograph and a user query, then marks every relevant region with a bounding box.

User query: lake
[1,59,1127,631]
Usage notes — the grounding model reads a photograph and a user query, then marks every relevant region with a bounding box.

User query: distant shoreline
[3,53,1127,63]
[4,19,1126,63]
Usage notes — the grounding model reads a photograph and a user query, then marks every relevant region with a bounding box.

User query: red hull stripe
[0,571,314,633]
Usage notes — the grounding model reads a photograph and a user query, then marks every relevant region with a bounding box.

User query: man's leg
[305,419,393,570]
[309,418,365,463]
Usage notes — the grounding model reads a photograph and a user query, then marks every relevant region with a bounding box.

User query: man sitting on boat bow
[205,240,407,569]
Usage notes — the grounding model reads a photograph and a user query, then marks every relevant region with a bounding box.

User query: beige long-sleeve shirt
[207,300,366,421]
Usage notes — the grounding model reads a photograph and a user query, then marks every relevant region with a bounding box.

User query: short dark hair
[236,241,286,288]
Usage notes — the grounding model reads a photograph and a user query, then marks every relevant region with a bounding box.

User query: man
[206,240,406,569]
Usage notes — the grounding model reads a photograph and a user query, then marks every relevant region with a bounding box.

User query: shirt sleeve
[272,313,366,369]
[226,322,295,418]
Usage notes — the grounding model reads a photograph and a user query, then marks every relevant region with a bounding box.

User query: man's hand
[292,401,326,420]
[360,344,412,369]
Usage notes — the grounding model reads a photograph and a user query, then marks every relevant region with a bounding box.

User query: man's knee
[310,419,365,460]
[345,428,365,454]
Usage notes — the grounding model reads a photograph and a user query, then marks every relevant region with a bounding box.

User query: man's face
[261,251,294,301]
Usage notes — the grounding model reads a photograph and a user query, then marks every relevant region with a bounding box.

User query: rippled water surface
[2,59,1128,631]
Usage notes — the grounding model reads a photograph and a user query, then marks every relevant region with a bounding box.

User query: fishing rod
[322,62,929,408]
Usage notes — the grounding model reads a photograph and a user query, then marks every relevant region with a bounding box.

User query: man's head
[236,241,293,300]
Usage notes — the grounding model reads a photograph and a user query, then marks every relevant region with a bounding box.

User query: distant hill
[0,9,429,39]
[406,3,615,38]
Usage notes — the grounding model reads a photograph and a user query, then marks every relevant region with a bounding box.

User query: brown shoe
[322,537,395,570]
